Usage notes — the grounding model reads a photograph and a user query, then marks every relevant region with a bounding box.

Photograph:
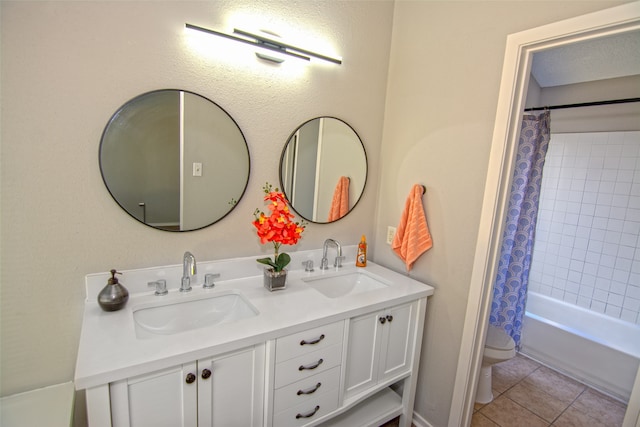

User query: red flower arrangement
[253,183,305,272]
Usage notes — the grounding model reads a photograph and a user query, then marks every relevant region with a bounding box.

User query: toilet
[475,324,516,404]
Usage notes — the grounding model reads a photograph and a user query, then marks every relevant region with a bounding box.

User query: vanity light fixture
[185,23,342,65]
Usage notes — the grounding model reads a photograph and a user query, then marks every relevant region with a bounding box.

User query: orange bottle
[356,235,367,267]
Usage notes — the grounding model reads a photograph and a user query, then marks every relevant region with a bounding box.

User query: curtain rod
[524,97,640,112]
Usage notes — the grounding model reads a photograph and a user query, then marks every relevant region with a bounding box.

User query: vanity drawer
[276,321,344,363]
[273,366,340,414]
[275,344,342,388]
[273,387,339,427]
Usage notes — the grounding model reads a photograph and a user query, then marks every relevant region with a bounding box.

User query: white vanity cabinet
[76,257,434,427]
[269,321,345,427]
[108,344,265,427]
[344,301,418,401]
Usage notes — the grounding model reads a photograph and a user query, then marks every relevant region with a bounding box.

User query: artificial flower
[253,183,305,271]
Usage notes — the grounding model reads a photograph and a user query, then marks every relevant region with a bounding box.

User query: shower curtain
[490,111,550,347]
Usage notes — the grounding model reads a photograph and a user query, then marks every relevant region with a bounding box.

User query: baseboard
[412,411,435,427]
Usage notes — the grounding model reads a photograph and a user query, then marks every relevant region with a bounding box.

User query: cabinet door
[344,311,382,399]
[197,344,265,427]
[378,302,415,381]
[110,362,197,427]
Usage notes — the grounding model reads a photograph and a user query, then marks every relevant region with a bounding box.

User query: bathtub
[521,292,640,402]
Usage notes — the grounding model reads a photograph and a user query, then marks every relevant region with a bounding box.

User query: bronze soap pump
[97,269,129,312]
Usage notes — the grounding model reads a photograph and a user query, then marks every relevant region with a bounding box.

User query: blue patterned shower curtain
[490,111,550,347]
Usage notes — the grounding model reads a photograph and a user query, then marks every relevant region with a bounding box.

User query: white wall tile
[591,300,606,313]
[605,304,622,317]
[583,264,598,278]
[529,132,640,324]
[610,281,627,295]
[617,246,635,260]
[619,158,636,170]
[623,297,640,311]
[612,195,629,207]
[614,258,632,272]
[621,310,638,323]
[618,170,635,182]
[582,276,596,289]
[627,208,640,222]
[628,285,640,299]
[624,223,640,237]
[610,207,627,220]
[613,269,630,283]
[583,192,598,204]
[577,296,592,308]
[608,293,624,306]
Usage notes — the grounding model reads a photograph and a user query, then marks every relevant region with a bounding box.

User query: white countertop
[74,249,434,390]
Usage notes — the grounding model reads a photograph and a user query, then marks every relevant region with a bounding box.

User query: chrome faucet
[181,251,197,292]
[321,239,343,269]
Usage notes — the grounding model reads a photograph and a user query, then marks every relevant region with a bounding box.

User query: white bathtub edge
[522,313,639,403]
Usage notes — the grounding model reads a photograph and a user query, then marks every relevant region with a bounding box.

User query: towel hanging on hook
[392,184,433,271]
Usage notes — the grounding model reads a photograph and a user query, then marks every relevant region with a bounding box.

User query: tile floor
[472,353,628,426]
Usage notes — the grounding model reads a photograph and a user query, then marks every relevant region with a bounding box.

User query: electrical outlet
[386,226,396,245]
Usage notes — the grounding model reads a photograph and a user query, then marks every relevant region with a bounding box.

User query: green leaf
[274,253,291,271]
[256,257,278,270]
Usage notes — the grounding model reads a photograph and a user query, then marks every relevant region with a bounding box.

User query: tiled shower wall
[529,131,640,325]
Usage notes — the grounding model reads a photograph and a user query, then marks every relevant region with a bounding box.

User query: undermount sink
[303,270,391,298]
[133,290,258,338]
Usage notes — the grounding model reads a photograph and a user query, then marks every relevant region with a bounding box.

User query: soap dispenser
[98,269,129,312]
[356,235,367,267]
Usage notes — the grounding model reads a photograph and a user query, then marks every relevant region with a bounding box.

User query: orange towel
[328,176,350,221]
[392,184,433,271]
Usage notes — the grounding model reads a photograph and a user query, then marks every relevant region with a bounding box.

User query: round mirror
[99,90,250,231]
[279,117,367,223]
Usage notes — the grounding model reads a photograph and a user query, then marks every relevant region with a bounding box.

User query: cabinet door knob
[300,334,325,346]
[185,373,196,384]
[298,358,324,371]
[386,315,394,322]
[379,316,386,324]
[201,369,212,379]
[296,405,320,419]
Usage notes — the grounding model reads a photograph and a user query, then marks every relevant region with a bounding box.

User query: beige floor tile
[500,354,541,377]
[571,388,626,426]
[492,364,524,394]
[551,405,606,426]
[478,353,626,427]
[471,412,500,427]
[523,366,586,404]
[505,382,569,422]
[474,401,487,412]
[479,395,549,427]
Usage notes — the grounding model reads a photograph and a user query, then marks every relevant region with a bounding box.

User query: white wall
[540,75,640,133]
[0,0,393,405]
[376,1,632,425]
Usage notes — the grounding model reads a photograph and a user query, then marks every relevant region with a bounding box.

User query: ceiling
[531,30,640,87]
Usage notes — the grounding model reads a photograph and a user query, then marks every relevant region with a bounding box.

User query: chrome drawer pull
[299,358,324,371]
[296,405,320,419]
[300,334,325,346]
[297,382,322,395]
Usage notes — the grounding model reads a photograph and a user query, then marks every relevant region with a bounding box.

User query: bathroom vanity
[75,248,434,427]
